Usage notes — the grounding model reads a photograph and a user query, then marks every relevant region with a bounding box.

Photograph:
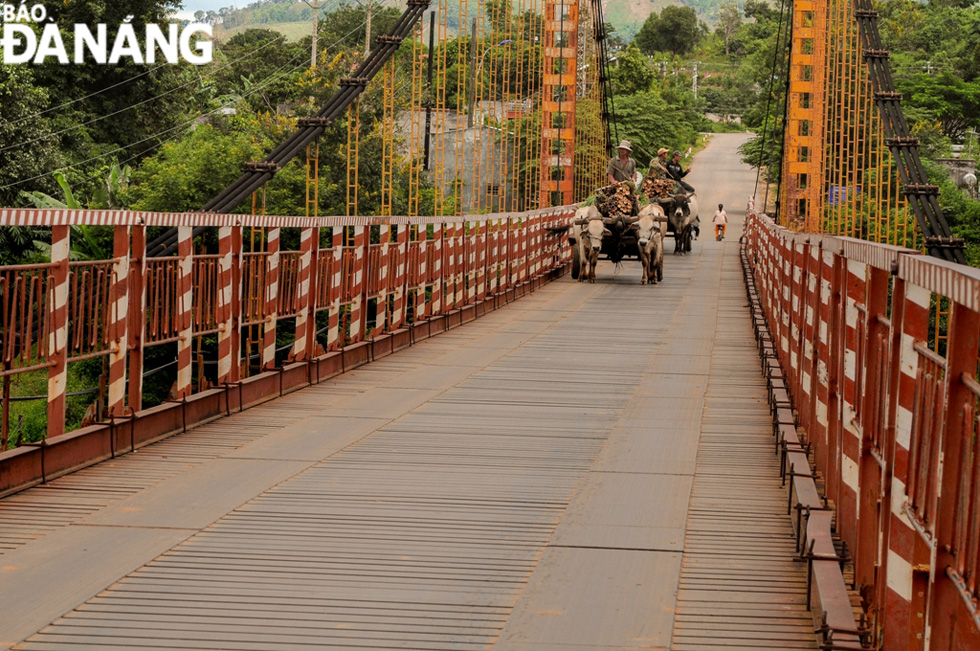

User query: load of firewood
[595,181,639,218]
[641,176,676,200]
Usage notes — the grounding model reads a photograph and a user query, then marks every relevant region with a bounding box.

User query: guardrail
[744,210,980,651]
[0,207,574,496]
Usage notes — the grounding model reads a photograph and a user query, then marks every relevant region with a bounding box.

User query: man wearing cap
[641,147,674,199]
[647,147,670,181]
[607,140,637,185]
[666,150,695,193]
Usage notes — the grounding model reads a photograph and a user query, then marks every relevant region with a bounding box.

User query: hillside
[207,0,734,44]
[213,20,312,42]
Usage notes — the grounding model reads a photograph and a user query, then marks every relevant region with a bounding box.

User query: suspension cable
[754,0,788,212]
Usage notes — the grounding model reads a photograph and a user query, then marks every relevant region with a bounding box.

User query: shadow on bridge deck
[0,134,817,650]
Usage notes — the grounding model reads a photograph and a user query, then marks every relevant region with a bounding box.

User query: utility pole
[365,0,372,55]
[692,61,699,99]
[467,18,478,128]
[307,0,319,68]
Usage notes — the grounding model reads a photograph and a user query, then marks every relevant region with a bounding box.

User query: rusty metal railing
[0,207,574,455]
[744,209,980,650]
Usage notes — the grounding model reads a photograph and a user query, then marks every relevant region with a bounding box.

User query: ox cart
[568,204,670,284]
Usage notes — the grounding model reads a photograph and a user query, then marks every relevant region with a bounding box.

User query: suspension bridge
[1,0,979,649]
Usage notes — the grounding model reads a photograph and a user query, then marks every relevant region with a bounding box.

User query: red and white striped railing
[744,210,980,651]
[0,207,574,454]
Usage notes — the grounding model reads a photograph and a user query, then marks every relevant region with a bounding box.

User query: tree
[717,2,743,57]
[18,2,198,201]
[0,65,64,208]
[743,0,774,23]
[211,29,307,113]
[897,72,980,140]
[125,118,271,213]
[612,45,655,96]
[634,13,660,55]
[634,7,705,57]
[611,90,701,165]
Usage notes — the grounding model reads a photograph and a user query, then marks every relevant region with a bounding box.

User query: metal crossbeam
[852,0,965,263]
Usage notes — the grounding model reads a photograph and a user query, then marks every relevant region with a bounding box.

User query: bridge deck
[0,134,817,650]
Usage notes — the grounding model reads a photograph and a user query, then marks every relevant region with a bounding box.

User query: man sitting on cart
[607,140,638,185]
[641,147,676,199]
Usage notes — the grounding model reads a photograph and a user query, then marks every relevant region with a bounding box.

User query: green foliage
[0,65,64,207]
[895,72,980,140]
[716,2,743,57]
[612,45,655,96]
[209,29,308,114]
[611,90,702,165]
[635,6,707,57]
[918,159,980,263]
[124,116,271,213]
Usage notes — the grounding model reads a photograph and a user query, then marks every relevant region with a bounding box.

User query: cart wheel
[571,243,581,279]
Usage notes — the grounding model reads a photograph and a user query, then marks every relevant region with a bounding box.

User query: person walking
[666,150,695,193]
[713,203,728,241]
[607,140,637,185]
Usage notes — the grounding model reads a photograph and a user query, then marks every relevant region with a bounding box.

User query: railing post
[856,264,891,595]
[262,227,280,369]
[351,225,367,342]
[174,226,194,398]
[933,301,980,649]
[108,226,130,415]
[838,256,869,553]
[536,213,545,274]
[291,226,316,362]
[327,229,343,351]
[788,239,805,400]
[128,225,146,413]
[490,218,501,295]
[472,220,483,303]
[415,226,427,321]
[457,221,466,307]
[46,226,70,439]
[443,222,455,309]
[509,216,519,289]
[217,225,242,385]
[797,241,817,440]
[376,227,389,332]
[392,224,408,331]
[431,223,443,315]
[883,278,930,651]
[520,215,529,284]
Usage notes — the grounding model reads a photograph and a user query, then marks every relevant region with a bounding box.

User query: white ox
[573,206,609,283]
[636,204,665,285]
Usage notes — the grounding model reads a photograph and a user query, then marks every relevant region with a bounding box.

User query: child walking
[713,204,728,241]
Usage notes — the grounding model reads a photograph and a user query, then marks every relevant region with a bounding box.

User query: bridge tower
[539,0,578,207]
[782,0,826,230]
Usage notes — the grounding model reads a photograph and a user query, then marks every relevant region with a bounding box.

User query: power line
[0,33,290,155]
[0,54,309,193]
[4,0,353,129]
[1,7,392,195]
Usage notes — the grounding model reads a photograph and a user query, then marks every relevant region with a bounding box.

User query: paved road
[0,134,816,650]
